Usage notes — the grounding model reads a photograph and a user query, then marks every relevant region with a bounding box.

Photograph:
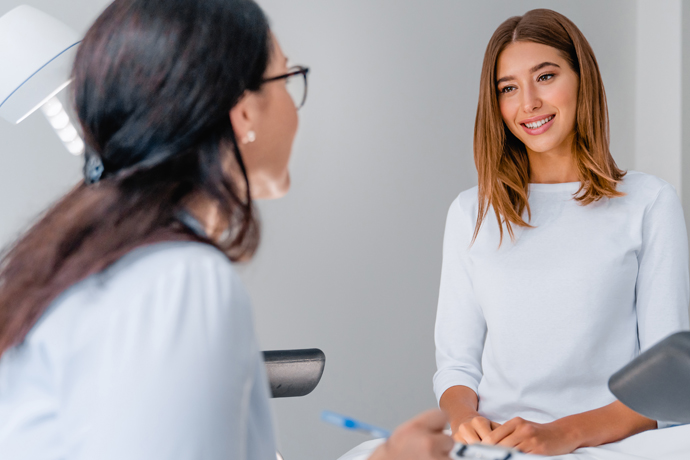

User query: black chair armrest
[262,348,326,398]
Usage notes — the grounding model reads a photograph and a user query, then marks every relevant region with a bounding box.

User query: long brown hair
[0,0,271,356]
[473,8,625,243]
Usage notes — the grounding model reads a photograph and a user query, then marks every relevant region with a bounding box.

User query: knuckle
[521,425,536,436]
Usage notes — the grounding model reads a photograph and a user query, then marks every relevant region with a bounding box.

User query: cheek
[499,97,517,125]
[268,92,298,168]
[549,81,579,118]
[499,98,521,136]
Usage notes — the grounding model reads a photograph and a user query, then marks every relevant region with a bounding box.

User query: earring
[242,130,256,145]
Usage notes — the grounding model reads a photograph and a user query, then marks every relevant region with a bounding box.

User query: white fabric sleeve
[72,252,273,460]
[635,185,690,429]
[433,198,487,404]
[636,184,690,351]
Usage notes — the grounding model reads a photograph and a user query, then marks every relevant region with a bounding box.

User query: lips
[520,114,556,135]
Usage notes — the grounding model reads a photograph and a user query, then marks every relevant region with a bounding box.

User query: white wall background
[0,1,684,460]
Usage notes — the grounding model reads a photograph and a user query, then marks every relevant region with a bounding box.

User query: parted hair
[473,8,625,244]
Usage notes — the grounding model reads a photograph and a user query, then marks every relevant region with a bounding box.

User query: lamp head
[0,5,80,124]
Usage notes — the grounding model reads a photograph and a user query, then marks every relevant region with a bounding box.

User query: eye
[537,73,554,82]
[499,85,516,94]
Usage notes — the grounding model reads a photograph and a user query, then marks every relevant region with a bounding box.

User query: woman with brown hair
[0,0,454,458]
[434,8,689,456]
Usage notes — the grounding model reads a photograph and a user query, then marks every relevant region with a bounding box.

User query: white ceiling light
[0,5,84,155]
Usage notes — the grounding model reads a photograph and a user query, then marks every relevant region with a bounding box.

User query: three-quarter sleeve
[433,197,487,403]
[635,184,690,351]
[67,247,276,460]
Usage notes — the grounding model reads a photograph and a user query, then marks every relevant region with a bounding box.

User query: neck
[182,192,226,240]
[527,135,579,184]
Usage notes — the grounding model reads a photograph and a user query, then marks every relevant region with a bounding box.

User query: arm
[634,184,689,431]
[434,197,495,440]
[635,184,690,362]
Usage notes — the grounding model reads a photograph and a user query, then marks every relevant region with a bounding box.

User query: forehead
[496,41,567,78]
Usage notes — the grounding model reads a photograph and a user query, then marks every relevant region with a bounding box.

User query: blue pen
[321,410,392,439]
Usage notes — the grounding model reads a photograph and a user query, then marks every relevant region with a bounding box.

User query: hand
[370,410,455,460]
[453,415,501,444]
[482,417,580,456]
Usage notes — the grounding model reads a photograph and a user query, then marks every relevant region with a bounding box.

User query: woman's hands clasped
[453,414,501,445]
[370,410,455,460]
[454,415,581,456]
[480,417,580,456]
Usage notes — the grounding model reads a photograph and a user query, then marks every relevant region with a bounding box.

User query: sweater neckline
[528,181,581,193]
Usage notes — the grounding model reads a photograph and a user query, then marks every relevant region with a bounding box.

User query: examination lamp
[0,5,84,155]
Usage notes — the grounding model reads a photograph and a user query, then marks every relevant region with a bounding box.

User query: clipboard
[451,443,521,459]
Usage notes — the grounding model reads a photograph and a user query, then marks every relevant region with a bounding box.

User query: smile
[522,115,554,129]
[520,114,556,135]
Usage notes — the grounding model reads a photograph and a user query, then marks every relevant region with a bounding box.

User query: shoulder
[617,171,678,205]
[442,186,479,241]
[28,241,249,352]
[448,186,479,219]
[107,240,235,279]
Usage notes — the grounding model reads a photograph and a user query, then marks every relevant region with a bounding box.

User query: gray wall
[0,1,647,459]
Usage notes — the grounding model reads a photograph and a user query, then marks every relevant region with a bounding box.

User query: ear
[229,92,259,145]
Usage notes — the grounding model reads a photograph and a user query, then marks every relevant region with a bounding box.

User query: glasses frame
[262,66,310,110]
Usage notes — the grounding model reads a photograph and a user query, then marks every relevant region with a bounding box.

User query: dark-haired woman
[434,9,689,456]
[0,1,453,459]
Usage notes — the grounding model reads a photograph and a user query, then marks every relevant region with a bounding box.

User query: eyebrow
[496,61,561,85]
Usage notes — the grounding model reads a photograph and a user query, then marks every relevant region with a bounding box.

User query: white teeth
[525,115,553,129]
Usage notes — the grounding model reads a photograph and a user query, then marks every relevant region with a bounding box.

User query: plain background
[0,1,687,459]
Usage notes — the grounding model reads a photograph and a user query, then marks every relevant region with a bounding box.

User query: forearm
[439,385,480,431]
[552,400,656,448]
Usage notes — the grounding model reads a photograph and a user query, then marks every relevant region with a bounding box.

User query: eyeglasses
[262,66,310,110]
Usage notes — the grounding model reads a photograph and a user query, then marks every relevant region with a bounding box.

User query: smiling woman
[434,8,689,457]
[472,9,625,243]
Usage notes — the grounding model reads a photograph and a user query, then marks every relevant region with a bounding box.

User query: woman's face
[232,35,299,200]
[496,41,579,158]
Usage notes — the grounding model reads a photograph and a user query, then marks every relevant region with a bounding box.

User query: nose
[521,84,542,113]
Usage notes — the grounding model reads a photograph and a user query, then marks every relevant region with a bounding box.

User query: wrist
[449,410,481,434]
[549,416,585,449]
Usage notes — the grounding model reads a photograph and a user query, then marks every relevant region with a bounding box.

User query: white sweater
[433,171,690,424]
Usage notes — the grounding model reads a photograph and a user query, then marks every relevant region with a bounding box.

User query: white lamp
[0,5,84,155]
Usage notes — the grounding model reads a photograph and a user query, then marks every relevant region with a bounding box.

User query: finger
[411,409,448,433]
[456,424,482,445]
[496,431,526,449]
[515,440,534,454]
[482,420,517,445]
[471,417,493,440]
[490,420,502,430]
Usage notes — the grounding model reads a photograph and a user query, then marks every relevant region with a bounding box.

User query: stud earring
[242,130,256,144]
